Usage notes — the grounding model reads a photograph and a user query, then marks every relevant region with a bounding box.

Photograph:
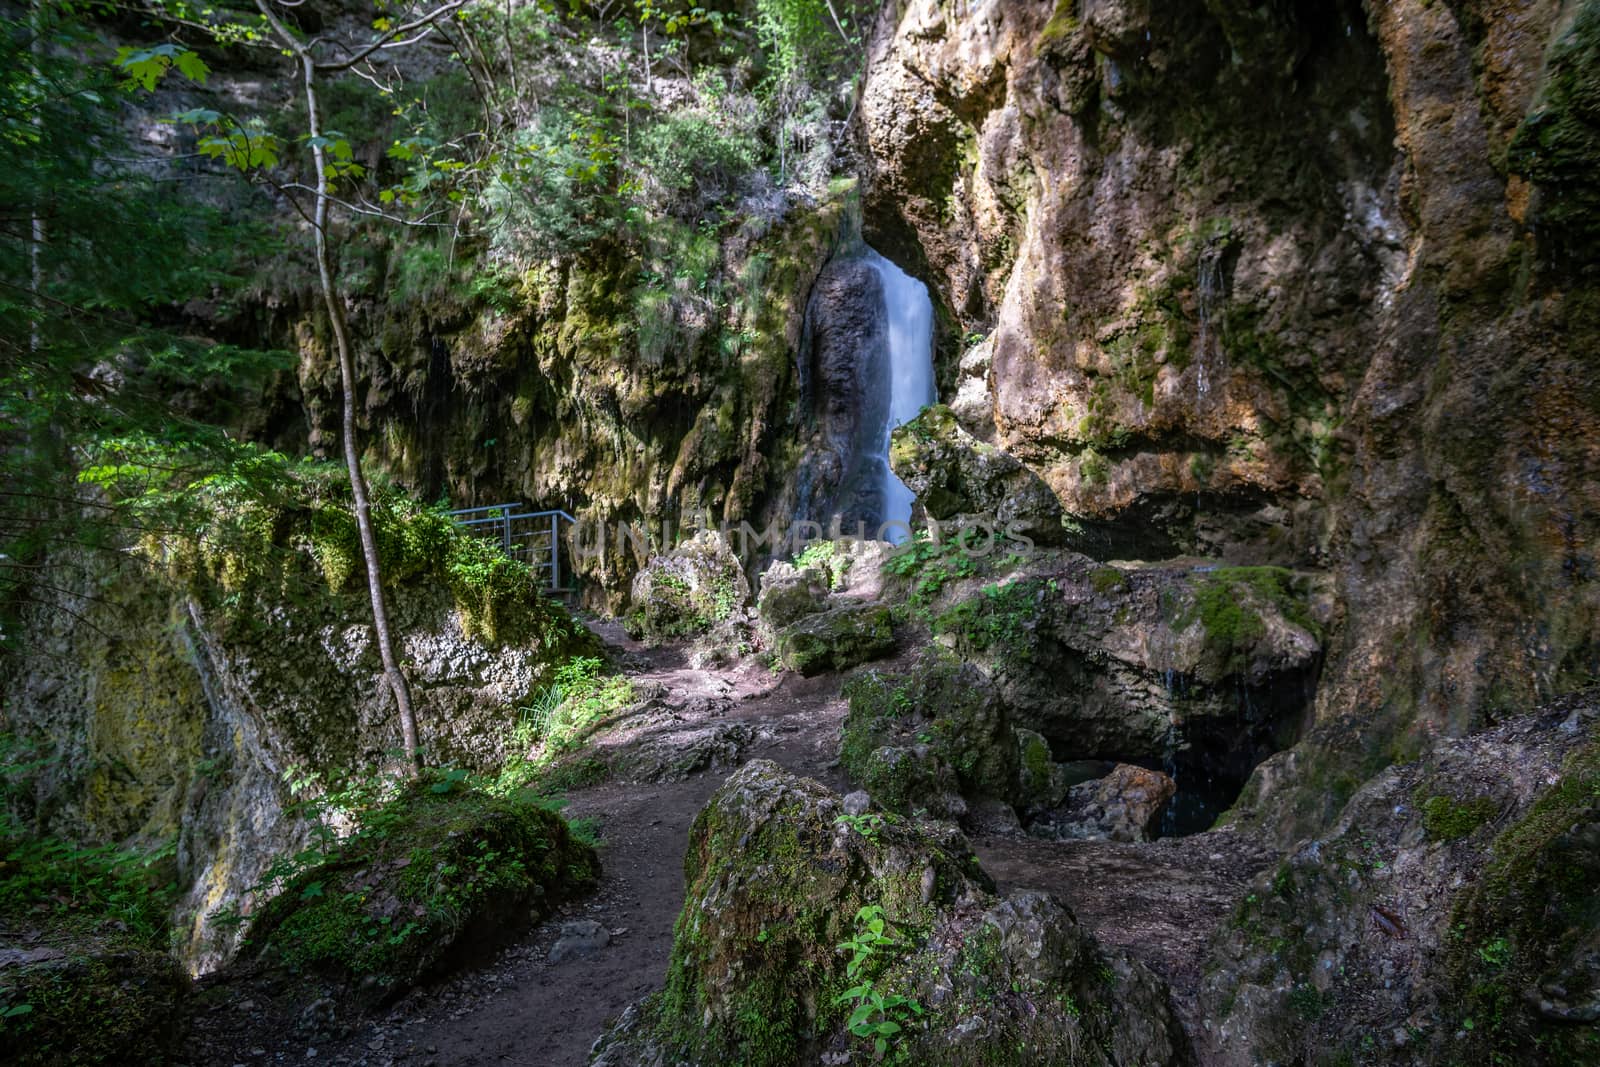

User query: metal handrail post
[549,512,560,591]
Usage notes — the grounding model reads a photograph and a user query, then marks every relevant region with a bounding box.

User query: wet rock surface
[792,254,892,529]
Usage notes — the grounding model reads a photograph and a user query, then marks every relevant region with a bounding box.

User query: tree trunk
[263,0,423,772]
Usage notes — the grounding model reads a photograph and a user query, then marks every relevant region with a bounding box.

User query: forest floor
[182,623,1275,1066]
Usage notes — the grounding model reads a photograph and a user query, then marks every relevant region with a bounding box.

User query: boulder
[1016,727,1071,810]
[755,559,830,634]
[756,539,898,646]
[626,531,750,641]
[889,405,1068,545]
[774,602,895,676]
[592,761,1183,1067]
[243,778,598,996]
[840,653,1019,817]
[919,554,1324,804]
[1029,764,1177,843]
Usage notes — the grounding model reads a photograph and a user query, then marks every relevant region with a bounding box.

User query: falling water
[863,248,936,541]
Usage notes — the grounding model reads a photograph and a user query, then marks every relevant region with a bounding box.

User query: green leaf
[174,51,210,84]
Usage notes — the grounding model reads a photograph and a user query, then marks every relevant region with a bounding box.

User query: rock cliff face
[1,545,591,974]
[791,255,892,528]
[235,192,865,608]
[859,0,1600,836]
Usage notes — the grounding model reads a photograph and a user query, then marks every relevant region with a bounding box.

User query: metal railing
[447,503,577,592]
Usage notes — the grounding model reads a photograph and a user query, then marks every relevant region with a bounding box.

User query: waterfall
[863,248,936,541]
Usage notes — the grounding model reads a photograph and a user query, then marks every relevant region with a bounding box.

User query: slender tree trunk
[261,0,422,772]
[29,0,45,357]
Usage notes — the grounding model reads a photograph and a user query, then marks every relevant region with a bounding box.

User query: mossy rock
[626,531,751,642]
[774,603,895,676]
[0,943,186,1066]
[841,654,1020,815]
[629,760,993,1066]
[244,778,598,996]
[889,405,1068,545]
[1016,727,1071,810]
[593,762,1183,1067]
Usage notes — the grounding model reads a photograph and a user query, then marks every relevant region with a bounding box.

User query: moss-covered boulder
[840,653,1020,817]
[0,808,186,1063]
[626,531,750,641]
[242,778,597,996]
[591,761,1183,1066]
[774,602,895,676]
[0,943,185,1065]
[755,559,831,634]
[1015,727,1070,810]
[889,405,1068,545]
[917,553,1324,813]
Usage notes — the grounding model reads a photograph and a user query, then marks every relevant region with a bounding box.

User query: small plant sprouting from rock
[836,904,923,1061]
[834,811,893,842]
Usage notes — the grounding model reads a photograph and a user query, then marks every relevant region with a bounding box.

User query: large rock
[756,539,898,641]
[840,653,1020,817]
[592,761,1183,1066]
[890,404,1068,545]
[241,779,598,995]
[774,602,895,676]
[626,530,751,641]
[0,941,185,1065]
[1200,692,1600,1066]
[0,521,598,975]
[1029,763,1177,843]
[907,552,1323,792]
[791,254,891,528]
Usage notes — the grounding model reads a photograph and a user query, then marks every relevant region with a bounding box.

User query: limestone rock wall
[859,0,1600,835]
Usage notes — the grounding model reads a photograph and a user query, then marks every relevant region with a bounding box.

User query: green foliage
[836,904,923,1061]
[0,5,279,655]
[75,438,591,648]
[634,70,762,211]
[882,532,982,606]
[931,580,1044,657]
[1180,566,1319,674]
[834,811,892,842]
[796,539,851,590]
[0,828,175,953]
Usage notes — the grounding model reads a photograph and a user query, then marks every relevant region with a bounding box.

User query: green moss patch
[1180,566,1319,675]
[1419,792,1500,842]
[0,945,185,1066]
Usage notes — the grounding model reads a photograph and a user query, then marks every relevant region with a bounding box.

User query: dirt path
[183,631,1269,1066]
